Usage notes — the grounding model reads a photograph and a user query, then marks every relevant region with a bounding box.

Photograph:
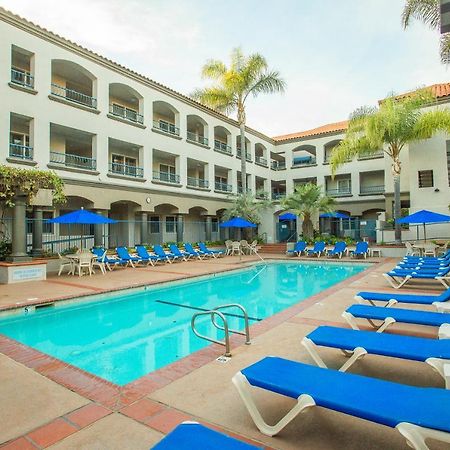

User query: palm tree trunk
[240,122,247,193]
[392,157,402,244]
[302,214,314,240]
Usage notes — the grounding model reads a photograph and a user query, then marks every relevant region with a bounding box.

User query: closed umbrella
[397,209,450,241]
[47,208,117,249]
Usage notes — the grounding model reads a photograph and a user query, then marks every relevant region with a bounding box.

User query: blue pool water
[0,261,367,385]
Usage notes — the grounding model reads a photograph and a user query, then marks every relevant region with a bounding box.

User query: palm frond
[223,192,271,224]
[247,70,286,100]
[440,33,450,64]
[201,60,227,80]
[412,109,450,139]
[401,0,439,29]
[191,87,236,114]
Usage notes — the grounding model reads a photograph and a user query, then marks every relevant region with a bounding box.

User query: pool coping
[0,259,380,413]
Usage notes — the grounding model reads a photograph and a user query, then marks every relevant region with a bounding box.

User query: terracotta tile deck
[0,254,447,449]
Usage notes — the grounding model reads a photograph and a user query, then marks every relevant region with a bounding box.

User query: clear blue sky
[1,0,448,135]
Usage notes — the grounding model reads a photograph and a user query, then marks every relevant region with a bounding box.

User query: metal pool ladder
[191,303,251,357]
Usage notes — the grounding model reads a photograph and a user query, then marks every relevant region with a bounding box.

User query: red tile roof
[273,120,349,142]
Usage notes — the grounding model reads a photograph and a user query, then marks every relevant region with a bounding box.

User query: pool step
[258,244,287,254]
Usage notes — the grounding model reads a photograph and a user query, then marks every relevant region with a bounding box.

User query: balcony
[152,119,180,136]
[109,104,143,124]
[360,185,385,195]
[187,177,209,189]
[237,186,252,194]
[11,68,34,89]
[214,140,232,155]
[50,151,97,171]
[292,156,316,167]
[326,188,352,197]
[187,131,208,146]
[255,156,268,167]
[9,143,33,160]
[271,160,286,170]
[109,162,143,178]
[358,150,384,160]
[215,181,232,193]
[236,149,252,162]
[272,192,286,201]
[152,170,180,184]
[51,83,97,109]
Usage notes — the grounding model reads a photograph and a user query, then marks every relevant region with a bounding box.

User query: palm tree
[223,191,272,224]
[402,0,450,63]
[192,48,286,192]
[330,88,450,243]
[281,183,335,240]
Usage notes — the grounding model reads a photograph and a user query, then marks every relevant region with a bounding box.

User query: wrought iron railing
[214,140,232,155]
[271,160,286,170]
[51,83,97,108]
[358,150,384,160]
[152,170,180,184]
[237,186,252,194]
[9,143,33,160]
[187,131,208,146]
[109,162,144,178]
[215,181,232,192]
[360,185,385,194]
[152,120,180,136]
[255,156,268,166]
[11,68,34,88]
[236,148,252,161]
[292,157,316,166]
[326,188,352,197]
[271,192,286,200]
[109,104,143,124]
[187,177,209,188]
[50,151,97,170]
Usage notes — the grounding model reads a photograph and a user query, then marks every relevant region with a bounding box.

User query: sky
[1,0,448,136]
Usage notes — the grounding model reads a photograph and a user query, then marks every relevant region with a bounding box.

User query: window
[149,216,160,234]
[211,218,219,233]
[418,170,434,188]
[10,132,29,146]
[159,164,176,182]
[111,154,137,176]
[165,216,176,233]
[43,211,54,234]
[337,179,351,193]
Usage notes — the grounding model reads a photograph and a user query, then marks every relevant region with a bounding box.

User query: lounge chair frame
[383,272,450,289]
[232,371,450,449]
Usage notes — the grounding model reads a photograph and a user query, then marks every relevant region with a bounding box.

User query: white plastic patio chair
[405,241,420,256]
[74,253,94,277]
[423,243,437,257]
[92,250,107,275]
[225,240,233,255]
[57,253,73,276]
[231,241,241,256]
[248,240,259,255]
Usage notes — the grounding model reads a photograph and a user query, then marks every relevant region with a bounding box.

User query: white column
[177,155,187,186]
[95,134,109,176]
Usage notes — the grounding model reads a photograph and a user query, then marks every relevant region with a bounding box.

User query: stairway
[258,243,287,254]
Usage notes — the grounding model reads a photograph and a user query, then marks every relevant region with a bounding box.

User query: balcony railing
[109,162,144,178]
[326,188,352,197]
[215,181,232,193]
[152,170,180,184]
[152,120,180,136]
[292,156,316,167]
[360,185,385,195]
[271,160,286,170]
[51,83,97,108]
[236,149,252,161]
[358,150,384,160]
[214,140,232,155]
[255,156,268,166]
[187,131,208,146]
[109,104,143,124]
[9,143,33,160]
[187,177,209,189]
[11,68,34,89]
[237,186,252,194]
[271,192,286,200]
[50,151,97,170]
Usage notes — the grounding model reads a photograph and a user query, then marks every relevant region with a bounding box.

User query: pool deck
[0,254,448,449]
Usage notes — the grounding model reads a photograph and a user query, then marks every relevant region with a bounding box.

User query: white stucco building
[1,7,449,250]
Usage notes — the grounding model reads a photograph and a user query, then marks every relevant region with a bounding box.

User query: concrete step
[259,244,287,254]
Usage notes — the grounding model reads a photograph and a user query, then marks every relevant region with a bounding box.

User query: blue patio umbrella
[397,209,450,241]
[320,212,350,219]
[47,208,117,248]
[219,217,257,228]
[279,212,297,221]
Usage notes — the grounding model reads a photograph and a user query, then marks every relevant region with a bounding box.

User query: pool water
[0,261,367,385]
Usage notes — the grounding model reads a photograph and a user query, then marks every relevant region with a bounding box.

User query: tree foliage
[281,183,335,239]
[402,0,450,63]
[0,165,66,208]
[222,191,272,224]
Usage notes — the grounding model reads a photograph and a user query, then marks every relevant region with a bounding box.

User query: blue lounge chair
[402,250,450,262]
[135,245,161,266]
[169,244,192,261]
[151,422,262,449]
[153,245,178,263]
[355,287,450,310]
[342,304,450,338]
[350,241,369,258]
[286,241,307,256]
[383,266,450,289]
[91,247,121,270]
[116,246,144,268]
[233,356,450,448]
[198,242,224,258]
[184,243,206,259]
[306,241,326,257]
[302,325,450,387]
[326,241,347,259]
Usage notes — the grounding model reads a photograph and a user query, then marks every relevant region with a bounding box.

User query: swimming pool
[0,261,367,385]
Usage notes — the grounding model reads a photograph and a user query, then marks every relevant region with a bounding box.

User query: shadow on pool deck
[0,255,448,449]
